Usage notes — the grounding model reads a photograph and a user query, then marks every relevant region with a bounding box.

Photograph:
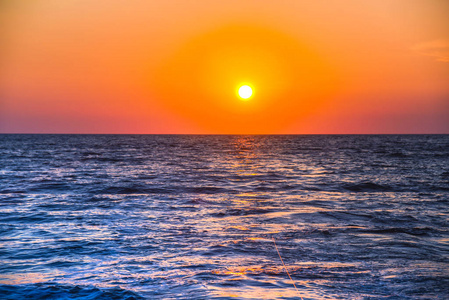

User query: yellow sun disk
[238,85,252,99]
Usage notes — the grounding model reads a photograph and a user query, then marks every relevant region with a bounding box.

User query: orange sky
[1,0,448,134]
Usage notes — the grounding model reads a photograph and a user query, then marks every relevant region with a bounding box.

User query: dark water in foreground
[0,134,448,299]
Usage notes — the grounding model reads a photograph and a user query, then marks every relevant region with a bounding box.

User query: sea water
[0,134,448,299]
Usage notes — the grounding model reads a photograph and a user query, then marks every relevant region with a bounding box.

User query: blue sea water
[0,134,448,299]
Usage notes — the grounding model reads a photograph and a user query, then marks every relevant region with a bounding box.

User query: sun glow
[238,85,253,100]
[153,25,338,133]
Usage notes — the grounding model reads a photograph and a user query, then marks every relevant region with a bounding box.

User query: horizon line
[1,133,448,136]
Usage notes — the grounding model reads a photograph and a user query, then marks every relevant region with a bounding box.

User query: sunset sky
[1,0,448,134]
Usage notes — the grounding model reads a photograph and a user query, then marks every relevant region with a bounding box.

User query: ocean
[0,134,448,299]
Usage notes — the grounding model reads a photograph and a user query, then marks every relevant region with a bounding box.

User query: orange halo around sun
[150,24,337,133]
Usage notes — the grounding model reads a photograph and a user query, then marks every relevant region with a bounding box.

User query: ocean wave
[0,283,143,300]
[342,181,393,192]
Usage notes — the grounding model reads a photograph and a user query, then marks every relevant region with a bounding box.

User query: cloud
[412,39,449,63]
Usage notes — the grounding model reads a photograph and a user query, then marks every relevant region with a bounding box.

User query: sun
[238,85,252,100]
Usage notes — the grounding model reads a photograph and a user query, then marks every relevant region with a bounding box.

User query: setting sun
[238,85,253,100]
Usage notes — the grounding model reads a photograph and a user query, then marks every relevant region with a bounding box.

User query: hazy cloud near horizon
[412,39,449,63]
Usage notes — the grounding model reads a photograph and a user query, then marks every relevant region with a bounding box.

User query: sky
[1,0,448,134]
